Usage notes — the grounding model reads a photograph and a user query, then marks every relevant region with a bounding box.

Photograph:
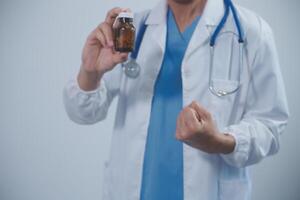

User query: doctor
[63,0,289,199]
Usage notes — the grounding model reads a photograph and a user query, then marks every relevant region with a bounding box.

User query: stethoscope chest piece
[122,59,141,79]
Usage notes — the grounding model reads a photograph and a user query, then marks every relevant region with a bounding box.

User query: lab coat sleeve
[220,21,290,168]
[63,65,122,125]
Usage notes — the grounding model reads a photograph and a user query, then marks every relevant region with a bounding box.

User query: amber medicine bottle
[113,12,136,52]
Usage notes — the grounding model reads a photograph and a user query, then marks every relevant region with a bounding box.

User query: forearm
[77,67,104,91]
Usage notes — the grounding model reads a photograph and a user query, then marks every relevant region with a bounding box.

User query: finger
[176,108,196,141]
[190,109,202,124]
[182,107,200,132]
[95,29,106,47]
[189,101,211,120]
[105,7,122,25]
[98,22,114,47]
[189,105,201,122]
[105,7,130,25]
[112,52,129,65]
[175,112,186,140]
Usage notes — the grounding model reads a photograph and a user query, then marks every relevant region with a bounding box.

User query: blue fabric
[140,8,201,200]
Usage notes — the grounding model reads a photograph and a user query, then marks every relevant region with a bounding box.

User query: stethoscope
[122,0,245,97]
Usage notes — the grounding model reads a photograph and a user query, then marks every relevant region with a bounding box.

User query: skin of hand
[78,7,130,91]
[175,101,236,154]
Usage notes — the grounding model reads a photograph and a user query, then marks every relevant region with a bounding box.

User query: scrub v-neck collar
[168,8,201,42]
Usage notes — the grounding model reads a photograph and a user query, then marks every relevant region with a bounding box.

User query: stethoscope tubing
[122,0,245,97]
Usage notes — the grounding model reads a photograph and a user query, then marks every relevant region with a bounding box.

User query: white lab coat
[63,0,289,199]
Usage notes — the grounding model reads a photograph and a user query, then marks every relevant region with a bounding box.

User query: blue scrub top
[140,8,201,200]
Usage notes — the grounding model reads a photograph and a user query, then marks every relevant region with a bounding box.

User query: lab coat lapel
[185,0,226,57]
[145,0,168,52]
[135,1,167,97]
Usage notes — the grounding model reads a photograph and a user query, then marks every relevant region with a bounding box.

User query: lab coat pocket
[209,78,240,128]
[218,179,250,200]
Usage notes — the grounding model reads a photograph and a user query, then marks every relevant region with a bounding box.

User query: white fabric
[63,0,289,199]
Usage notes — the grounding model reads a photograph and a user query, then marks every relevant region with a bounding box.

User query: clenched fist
[175,101,235,154]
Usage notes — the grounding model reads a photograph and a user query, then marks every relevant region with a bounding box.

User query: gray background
[0,0,299,199]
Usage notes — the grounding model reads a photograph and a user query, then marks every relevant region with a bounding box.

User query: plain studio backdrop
[0,0,299,199]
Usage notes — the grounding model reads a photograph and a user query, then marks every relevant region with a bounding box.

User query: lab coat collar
[145,0,238,57]
[145,0,226,27]
[145,0,167,25]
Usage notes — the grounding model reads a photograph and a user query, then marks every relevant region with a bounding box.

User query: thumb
[189,101,210,120]
[189,107,201,122]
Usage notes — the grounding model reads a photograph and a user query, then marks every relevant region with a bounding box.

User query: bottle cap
[117,12,134,19]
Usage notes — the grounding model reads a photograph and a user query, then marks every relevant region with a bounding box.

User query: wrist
[214,132,236,154]
[77,67,104,91]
